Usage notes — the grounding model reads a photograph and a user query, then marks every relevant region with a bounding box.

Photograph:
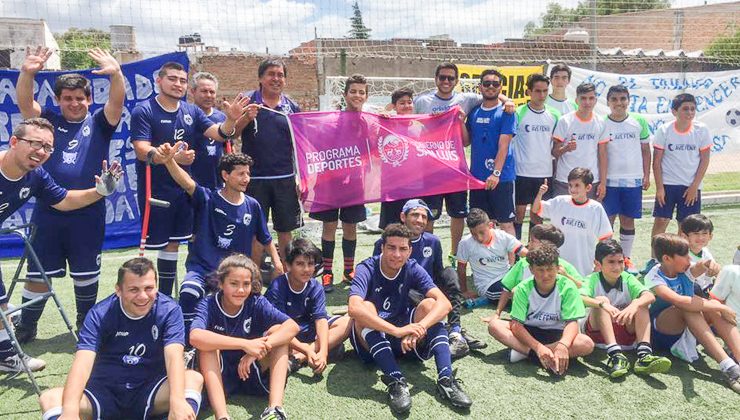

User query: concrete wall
[0,18,60,70]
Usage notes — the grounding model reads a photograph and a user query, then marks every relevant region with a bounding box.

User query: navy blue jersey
[131,98,215,196]
[350,256,437,320]
[373,232,444,279]
[466,104,517,182]
[191,109,227,189]
[191,292,289,367]
[240,90,301,179]
[0,165,67,223]
[77,292,185,386]
[265,274,328,329]
[185,186,272,274]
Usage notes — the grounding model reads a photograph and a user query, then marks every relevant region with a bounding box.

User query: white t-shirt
[653,121,712,187]
[414,91,482,115]
[513,104,560,177]
[537,195,613,276]
[552,111,606,183]
[546,95,577,115]
[600,113,651,187]
[457,228,522,296]
[689,247,715,291]
[712,265,740,329]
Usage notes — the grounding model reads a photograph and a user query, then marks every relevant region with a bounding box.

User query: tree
[706,27,740,62]
[55,28,111,70]
[348,1,371,39]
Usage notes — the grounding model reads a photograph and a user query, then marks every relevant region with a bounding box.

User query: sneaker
[722,365,740,394]
[260,406,288,420]
[640,258,658,276]
[624,257,639,275]
[606,353,630,379]
[14,322,37,344]
[437,374,473,409]
[448,331,470,359]
[448,254,457,269]
[322,273,334,293]
[510,349,528,363]
[381,375,411,414]
[460,328,487,350]
[342,269,355,285]
[183,347,197,369]
[0,353,46,373]
[634,354,672,375]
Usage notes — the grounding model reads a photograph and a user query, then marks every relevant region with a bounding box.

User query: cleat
[606,353,630,379]
[723,365,740,394]
[322,273,334,293]
[14,322,37,344]
[510,349,528,363]
[448,331,470,359]
[437,374,473,409]
[260,406,288,420]
[381,375,411,414]
[0,353,46,373]
[634,354,671,375]
[342,269,355,285]
[461,328,487,350]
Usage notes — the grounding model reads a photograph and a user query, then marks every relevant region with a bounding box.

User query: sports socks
[342,238,356,272]
[426,322,452,380]
[606,343,622,357]
[514,222,523,240]
[321,239,335,275]
[0,329,16,360]
[620,228,636,258]
[41,407,62,420]
[157,251,178,297]
[362,328,404,381]
[719,357,739,373]
[20,288,47,326]
[185,388,203,415]
[73,276,99,320]
[636,342,653,358]
[179,281,205,338]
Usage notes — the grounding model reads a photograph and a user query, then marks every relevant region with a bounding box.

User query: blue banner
[0,52,189,258]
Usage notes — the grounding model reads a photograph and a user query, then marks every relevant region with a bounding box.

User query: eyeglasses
[437,75,456,82]
[17,137,54,153]
[481,80,502,88]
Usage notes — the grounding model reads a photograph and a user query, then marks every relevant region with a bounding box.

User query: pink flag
[290,107,485,213]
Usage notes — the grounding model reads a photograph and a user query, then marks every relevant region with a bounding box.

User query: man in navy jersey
[157,141,282,337]
[349,224,472,414]
[372,199,486,358]
[131,61,248,297]
[13,46,125,343]
[189,72,228,189]
[0,118,121,373]
[38,257,203,420]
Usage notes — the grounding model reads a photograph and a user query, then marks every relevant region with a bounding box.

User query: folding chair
[0,223,77,395]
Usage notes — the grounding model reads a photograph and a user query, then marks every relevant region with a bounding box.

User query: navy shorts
[378,199,406,230]
[483,281,505,302]
[469,181,515,223]
[84,375,167,420]
[309,204,366,224]
[524,325,564,345]
[141,190,194,249]
[649,306,683,351]
[180,270,216,300]
[515,176,552,206]
[653,184,701,221]
[602,186,642,219]
[28,207,104,280]
[221,355,270,397]
[424,191,469,219]
[247,177,303,233]
[296,315,342,343]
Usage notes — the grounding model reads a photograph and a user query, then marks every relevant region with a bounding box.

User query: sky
[1,0,736,55]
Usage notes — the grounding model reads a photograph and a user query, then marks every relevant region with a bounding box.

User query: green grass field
[2,205,740,419]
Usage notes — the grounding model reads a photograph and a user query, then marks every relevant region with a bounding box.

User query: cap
[401,199,432,218]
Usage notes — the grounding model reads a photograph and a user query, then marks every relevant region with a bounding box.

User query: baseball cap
[401,199,432,217]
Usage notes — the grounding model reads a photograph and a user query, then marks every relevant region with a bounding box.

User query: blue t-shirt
[265,274,328,330]
[185,186,272,274]
[349,256,437,321]
[0,165,67,224]
[649,268,695,317]
[191,109,227,189]
[77,292,184,386]
[240,90,301,179]
[466,104,517,182]
[130,98,215,196]
[190,292,289,367]
[373,232,444,280]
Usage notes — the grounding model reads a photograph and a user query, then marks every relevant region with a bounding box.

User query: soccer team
[1,47,739,419]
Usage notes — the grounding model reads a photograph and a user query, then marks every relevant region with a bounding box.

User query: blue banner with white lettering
[0,52,189,258]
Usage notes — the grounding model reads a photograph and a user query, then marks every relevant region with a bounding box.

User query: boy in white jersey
[713,264,740,330]
[513,73,561,240]
[680,214,720,297]
[552,83,605,199]
[597,85,651,267]
[652,93,711,238]
[532,168,613,276]
[546,63,578,115]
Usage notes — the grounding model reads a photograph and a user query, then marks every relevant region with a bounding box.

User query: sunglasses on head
[481,80,502,88]
[437,75,456,82]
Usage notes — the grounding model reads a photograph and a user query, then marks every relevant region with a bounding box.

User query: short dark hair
[526,73,550,90]
[218,153,253,181]
[549,63,572,79]
[480,69,504,82]
[391,87,414,104]
[257,59,287,79]
[576,82,596,96]
[526,243,560,267]
[671,93,696,111]
[595,239,623,263]
[568,167,594,186]
[344,74,368,95]
[54,74,91,98]
[653,233,689,262]
[117,257,157,287]
[466,208,490,229]
[381,223,412,246]
[157,61,186,78]
[435,62,458,79]
[13,117,54,138]
[606,85,629,100]
[215,253,262,295]
[680,214,714,234]
[286,238,322,265]
[530,224,565,248]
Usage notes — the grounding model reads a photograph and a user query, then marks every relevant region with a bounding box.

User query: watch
[492,169,502,177]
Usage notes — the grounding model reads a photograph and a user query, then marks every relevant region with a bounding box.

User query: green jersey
[580,271,647,310]
[501,257,581,292]
[510,275,586,330]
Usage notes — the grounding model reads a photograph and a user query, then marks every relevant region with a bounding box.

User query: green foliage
[55,28,111,70]
[348,1,371,40]
[706,27,740,62]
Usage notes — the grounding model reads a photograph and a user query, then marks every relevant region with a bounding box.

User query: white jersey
[553,111,606,183]
[537,195,613,276]
[654,121,712,187]
[414,91,482,115]
[457,228,522,296]
[689,247,715,291]
[513,104,561,177]
[600,113,651,187]
[546,95,577,115]
[712,265,740,329]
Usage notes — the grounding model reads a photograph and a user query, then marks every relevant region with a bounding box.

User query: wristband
[218,124,236,139]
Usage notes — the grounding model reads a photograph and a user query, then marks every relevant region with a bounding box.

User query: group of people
[0,46,739,419]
